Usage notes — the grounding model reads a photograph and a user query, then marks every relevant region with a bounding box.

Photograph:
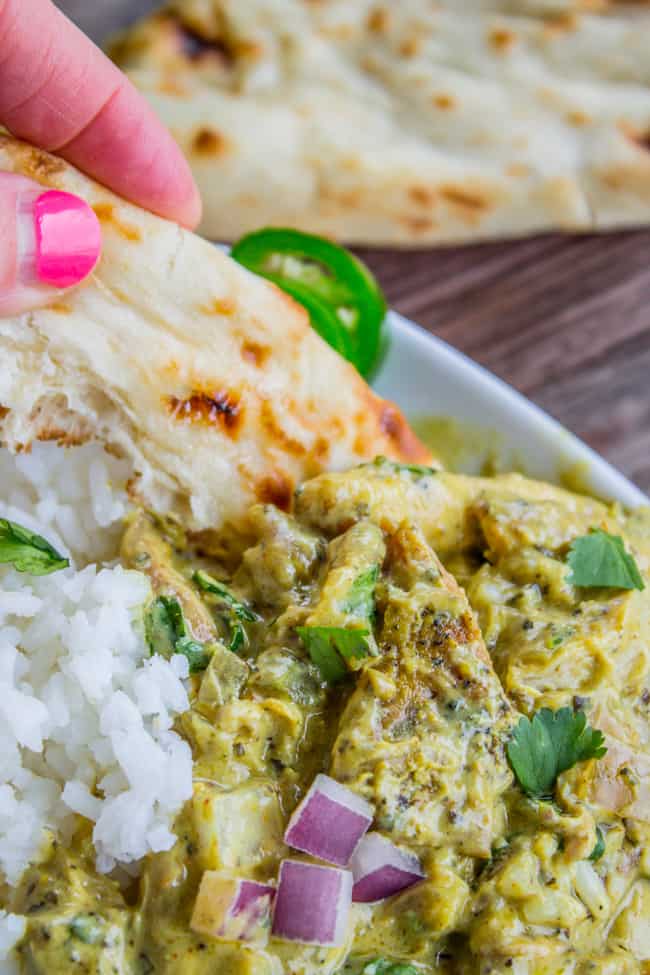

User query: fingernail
[31,190,101,288]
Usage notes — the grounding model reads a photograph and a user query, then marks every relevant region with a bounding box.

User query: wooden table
[57,0,650,494]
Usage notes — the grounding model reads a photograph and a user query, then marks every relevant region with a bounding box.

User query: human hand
[0,0,201,315]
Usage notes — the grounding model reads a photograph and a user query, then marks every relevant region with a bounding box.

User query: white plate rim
[374,310,647,509]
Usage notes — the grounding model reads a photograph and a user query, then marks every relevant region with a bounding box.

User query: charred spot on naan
[258,400,335,469]
[432,93,456,111]
[567,110,592,127]
[372,400,431,464]
[366,6,392,34]
[19,145,66,184]
[179,26,232,64]
[92,203,142,243]
[167,8,235,68]
[255,471,294,511]
[542,13,580,35]
[488,26,517,52]
[200,297,237,316]
[241,341,271,367]
[166,389,243,434]
[399,216,436,236]
[25,395,94,449]
[259,400,308,458]
[441,187,489,213]
[408,186,436,207]
[191,127,229,157]
[398,36,421,58]
[619,121,650,154]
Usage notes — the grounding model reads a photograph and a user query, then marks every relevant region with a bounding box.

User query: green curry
[8,460,650,974]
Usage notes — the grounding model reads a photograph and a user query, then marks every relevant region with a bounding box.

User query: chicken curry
[8,459,650,974]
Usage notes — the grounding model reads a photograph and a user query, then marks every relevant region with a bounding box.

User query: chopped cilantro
[362,961,418,975]
[342,565,379,619]
[194,569,259,655]
[0,518,69,576]
[589,826,606,862]
[227,620,247,654]
[145,595,210,673]
[70,914,103,945]
[507,707,607,799]
[296,625,372,682]
[145,596,178,658]
[175,636,210,673]
[193,570,259,621]
[567,530,644,591]
[370,456,437,479]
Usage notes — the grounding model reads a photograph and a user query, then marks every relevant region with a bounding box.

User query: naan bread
[0,135,429,540]
[109,0,650,245]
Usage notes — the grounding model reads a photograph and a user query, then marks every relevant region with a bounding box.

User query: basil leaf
[567,530,644,591]
[193,570,259,621]
[296,625,373,682]
[507,707,607,799]
[0,518,69,576]
[145,595,210,672]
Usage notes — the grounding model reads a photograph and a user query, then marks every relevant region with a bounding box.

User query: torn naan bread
[0,135,430,541]
[108,0,650,246]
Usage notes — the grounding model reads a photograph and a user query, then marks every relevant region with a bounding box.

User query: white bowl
[374,311,647,509]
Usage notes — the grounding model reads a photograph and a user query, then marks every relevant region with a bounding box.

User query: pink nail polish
[33,191,101,288]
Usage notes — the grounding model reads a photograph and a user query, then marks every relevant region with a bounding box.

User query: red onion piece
[284,773,374,866]
[191,871,275,944]
[271,859,353,946]
[350,833,424,903]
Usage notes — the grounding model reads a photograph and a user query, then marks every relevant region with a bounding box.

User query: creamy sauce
[412,415,508,476]
[8,461,650,974]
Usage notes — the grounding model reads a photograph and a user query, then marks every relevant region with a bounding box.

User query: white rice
[0,443,194,900]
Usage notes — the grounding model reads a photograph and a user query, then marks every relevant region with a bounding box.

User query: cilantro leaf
[145,596,178,658]
[589,826,606,862]
[567,530,644,591]
[227,619,247,654]
[362,961,418,975]
[145,595,210,673]
[0,518,69,576]
[175,636,211,673]
[507,707,607,798]
[296,625,372,682]
[193,570,259,655]
[193,570,259,621]
[70,914,104,945]
[342,565,379,619]
[370,456,437,479]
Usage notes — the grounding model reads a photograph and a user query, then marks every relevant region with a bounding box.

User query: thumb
[0,172,101,316]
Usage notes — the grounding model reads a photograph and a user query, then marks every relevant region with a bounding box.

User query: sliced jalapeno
[231,228,388,379]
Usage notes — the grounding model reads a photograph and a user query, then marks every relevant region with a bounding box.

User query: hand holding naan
[0,0,201,314]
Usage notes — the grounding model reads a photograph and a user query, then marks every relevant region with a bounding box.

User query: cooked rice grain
[0,444,193,886]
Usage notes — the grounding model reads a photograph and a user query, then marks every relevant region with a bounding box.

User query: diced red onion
[191,871,275,944]
[284,773,374,866]
[271,859,352,946]
[350,833,424,903]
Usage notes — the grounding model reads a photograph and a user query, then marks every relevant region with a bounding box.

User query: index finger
[0,0,201,228]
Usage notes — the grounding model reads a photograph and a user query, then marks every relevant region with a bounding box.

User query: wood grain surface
[56,0,650,494]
